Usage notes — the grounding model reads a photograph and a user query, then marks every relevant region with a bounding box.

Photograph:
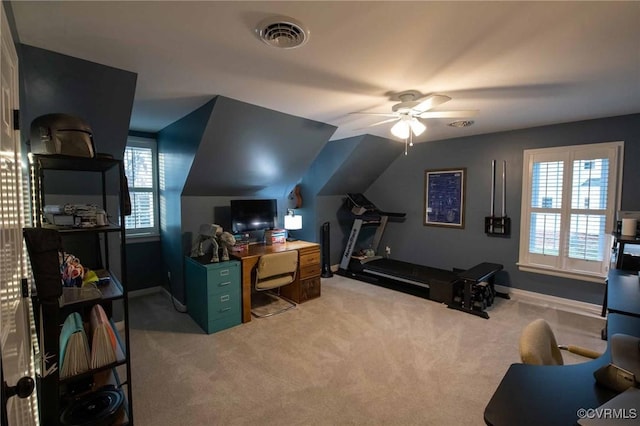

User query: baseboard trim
[161,286,187,312]
[495,285,604,319]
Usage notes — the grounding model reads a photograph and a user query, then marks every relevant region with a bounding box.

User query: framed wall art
[424,168,466,228]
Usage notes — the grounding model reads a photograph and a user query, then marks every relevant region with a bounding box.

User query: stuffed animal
[61,253,84,287]
[216,231,236,261]
[192,224,237,262]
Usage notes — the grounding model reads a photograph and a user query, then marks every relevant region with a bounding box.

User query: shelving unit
[28,154,133,425]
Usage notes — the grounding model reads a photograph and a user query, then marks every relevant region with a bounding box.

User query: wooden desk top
[230,240,319,260]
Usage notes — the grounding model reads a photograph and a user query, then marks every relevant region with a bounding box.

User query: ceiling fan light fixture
[391,120,411,139]
[409,118,426,136]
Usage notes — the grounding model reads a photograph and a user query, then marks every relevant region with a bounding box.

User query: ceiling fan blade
[417,110,478,119]
[349,112,398,117]
[365,117,400,127]
[412,94,452,113]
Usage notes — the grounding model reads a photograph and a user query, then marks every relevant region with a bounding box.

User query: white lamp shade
[409,118,426,136]
[284,214,302,230]
[390,120,410,139]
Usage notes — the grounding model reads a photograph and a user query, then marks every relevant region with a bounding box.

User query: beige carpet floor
[127,275,606,426]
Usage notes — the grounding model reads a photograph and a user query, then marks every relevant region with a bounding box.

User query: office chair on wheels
[251,250,298,317]
[519,318,602,365]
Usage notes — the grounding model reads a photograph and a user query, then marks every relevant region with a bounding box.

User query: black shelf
[31,154,120,172]
[29,154,133,425]
[43,223,123,234]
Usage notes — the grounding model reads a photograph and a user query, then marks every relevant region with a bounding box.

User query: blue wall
[19,44,137,195]
[361,114,640,304]
[157,100,216,303]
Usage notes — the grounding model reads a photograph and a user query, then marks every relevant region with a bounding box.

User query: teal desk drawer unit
[185,256,241,334]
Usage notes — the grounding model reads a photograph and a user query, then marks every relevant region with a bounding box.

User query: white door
[0,3,39,426]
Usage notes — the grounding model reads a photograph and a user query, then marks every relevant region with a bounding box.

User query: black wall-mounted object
[321,221,333,278]
[485,216,511,237]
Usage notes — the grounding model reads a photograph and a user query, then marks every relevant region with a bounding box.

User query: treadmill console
[346,193,376,211]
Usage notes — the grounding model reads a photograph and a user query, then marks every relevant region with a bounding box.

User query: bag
[23,227,64,300]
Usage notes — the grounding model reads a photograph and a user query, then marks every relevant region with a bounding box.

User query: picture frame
[424,168,466,228]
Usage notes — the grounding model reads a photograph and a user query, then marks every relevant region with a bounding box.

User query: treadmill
[337,193,504,318]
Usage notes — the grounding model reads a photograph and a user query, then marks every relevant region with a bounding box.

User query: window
[518,142,623,282]
[124,136,159,238]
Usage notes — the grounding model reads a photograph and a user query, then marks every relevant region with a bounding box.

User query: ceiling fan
[352,90,478,140]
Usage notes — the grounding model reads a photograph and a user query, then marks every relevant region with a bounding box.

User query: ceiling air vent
[256,16,309,49]
[448,120,475,128]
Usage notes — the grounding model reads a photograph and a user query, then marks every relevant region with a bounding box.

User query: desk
[230,240,321,323]
[607,269,640,318]
[484,313,640,426]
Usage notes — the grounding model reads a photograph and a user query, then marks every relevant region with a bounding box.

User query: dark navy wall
[157,99,215,303]
[126,241,164,291]
[19,44,137,195]
[363,113,640,304]
[297,134,403,262]
[183,96,336,197]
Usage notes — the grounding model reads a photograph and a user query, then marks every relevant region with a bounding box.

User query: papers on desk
[578,387,640,425]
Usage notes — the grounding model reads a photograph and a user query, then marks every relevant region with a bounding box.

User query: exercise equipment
[485,160,511,237]
[337,193,504,318]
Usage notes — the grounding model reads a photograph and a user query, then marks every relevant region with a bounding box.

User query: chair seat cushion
[256,274,294,290]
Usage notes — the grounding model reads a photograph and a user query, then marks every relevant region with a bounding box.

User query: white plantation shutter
[123,137,158,236]
[519,142,622,282]
[568,159,609,262]
[529,161,563,256]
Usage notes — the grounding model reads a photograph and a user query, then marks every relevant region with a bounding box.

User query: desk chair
[251,250,298,317]
[519,318,602,365]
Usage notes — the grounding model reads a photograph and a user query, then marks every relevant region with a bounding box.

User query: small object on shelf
[59,312,91,379]
[89,304,117,369]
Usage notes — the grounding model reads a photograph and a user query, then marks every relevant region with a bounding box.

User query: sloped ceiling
[182,96,336,197]
[318,135,404,196]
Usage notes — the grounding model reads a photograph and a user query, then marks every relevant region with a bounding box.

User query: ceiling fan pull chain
[404,137,408,156]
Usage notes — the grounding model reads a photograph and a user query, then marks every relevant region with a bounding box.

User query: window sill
[517,263,607,284]
[126,234,160,244]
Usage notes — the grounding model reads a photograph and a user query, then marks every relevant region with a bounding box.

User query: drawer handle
[220,307,231,312]
[220,295,230,302]
[220,269,230,276]
[218,281,231,287]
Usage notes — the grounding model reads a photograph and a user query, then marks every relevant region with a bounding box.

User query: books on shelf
[59,312,90,379]
[59,305,121,379]
[89,304,117,369]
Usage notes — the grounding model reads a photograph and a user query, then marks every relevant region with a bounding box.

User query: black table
[613,232,640,269]
[484,313,640,426]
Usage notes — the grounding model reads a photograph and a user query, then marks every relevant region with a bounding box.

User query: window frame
[124,136,159,240]
[518,141,624,282]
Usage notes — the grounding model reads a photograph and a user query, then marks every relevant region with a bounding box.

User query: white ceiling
[10,1,640,143]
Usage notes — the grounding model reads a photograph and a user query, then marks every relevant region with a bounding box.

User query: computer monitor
[230,199,277,233]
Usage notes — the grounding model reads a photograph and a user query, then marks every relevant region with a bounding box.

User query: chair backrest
[519,318,564,366]
[255,250,298,291]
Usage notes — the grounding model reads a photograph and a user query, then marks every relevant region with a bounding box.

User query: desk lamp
[284,209,302,241]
